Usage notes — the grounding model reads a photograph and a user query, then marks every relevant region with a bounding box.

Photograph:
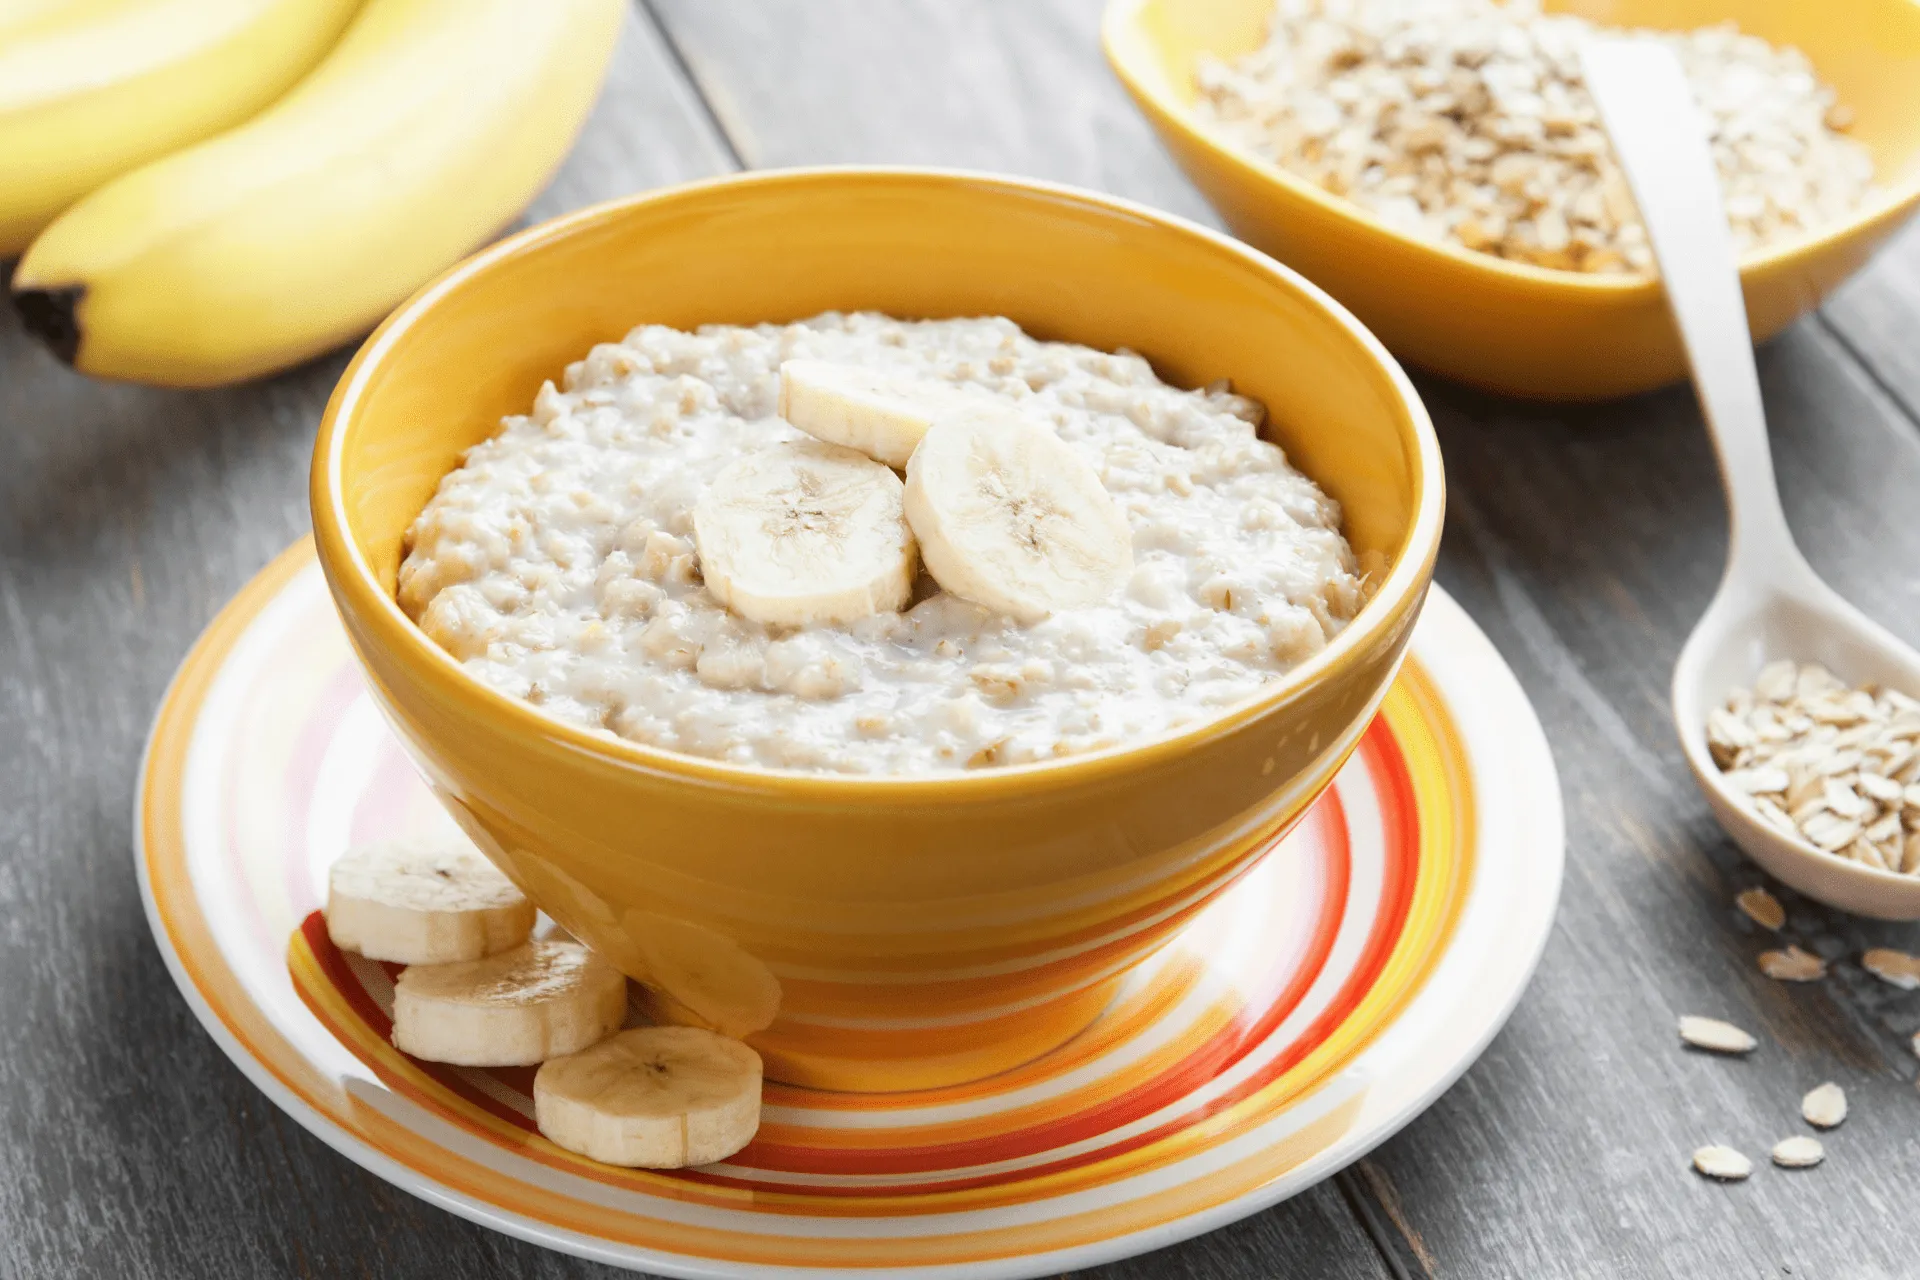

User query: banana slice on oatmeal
[693,440,917,627]
[904,411,1134,622]
[779,359,1001,468]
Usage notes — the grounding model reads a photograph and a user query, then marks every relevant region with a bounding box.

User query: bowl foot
[749,975,1124,1093]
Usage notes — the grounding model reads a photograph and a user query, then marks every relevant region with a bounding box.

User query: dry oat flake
[1735,886,1785,930]
[1771,1136,1824,1169]
[1801,1082,1847,1129]
[1678,1015,1757,1055]
[1708,661,1920,875]
[1692,1145,1752,1181]
[1758,945,1827,982]
[1862,947,1920,990]
[1193,0,1875,274]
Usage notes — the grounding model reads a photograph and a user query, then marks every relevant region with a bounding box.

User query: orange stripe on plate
[143,541,1482,1261]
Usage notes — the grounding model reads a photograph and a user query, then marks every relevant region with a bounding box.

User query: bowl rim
[311,164,1445,799]
[1100,0,1920,297]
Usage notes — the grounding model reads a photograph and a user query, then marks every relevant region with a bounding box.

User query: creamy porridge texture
[398,313,1369,774]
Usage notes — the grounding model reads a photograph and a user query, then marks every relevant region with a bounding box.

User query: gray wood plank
[647,2,1920,1277]
[0,7,727,1279]
[645,0,1220,224]
[1821,220,1920,429]
[1357,322,1920,1280]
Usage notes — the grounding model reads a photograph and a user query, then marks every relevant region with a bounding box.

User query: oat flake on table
[1192,0,1875,274]
[1771,1135,1824,1169]
[1801,1082,1846,1129]
[1677,1015,1756,1055]
[1862,947,1920,990]
[1758,945,1826,982]
[1692,1145,1752,1181]
[1735,886,1784,930]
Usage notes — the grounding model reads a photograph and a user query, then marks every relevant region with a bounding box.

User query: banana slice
[904,413,1134,622]
[392,940,628,1067]
[625,912,782,1040]
[693,440,917,627]
[325,839,535,965]
[534,1026,763,1168]
[779,359,998,468]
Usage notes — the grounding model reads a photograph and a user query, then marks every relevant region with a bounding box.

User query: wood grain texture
[645,0,1220,226]
[649,2,1920,1277]
[1365,327,1920,1280]
[0,8,726,1279]
[5,0,1920,1276]
[1822,220,1920,429]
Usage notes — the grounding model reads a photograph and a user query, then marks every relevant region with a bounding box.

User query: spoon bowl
[1587,39,1920,918]
[1674,565,1920,918]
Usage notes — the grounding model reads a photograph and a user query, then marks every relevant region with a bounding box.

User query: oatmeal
[398,312,1368,774]
[1193,0,1875,274]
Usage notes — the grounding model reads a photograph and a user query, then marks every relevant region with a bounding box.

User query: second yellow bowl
[1105,0,1920,400]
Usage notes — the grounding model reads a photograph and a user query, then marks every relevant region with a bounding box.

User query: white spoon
[1582,39,1920,919]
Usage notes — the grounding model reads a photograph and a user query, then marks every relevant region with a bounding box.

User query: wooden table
[5,4,1919,1276]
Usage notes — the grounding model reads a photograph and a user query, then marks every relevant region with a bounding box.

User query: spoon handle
[1579,39,1806,587]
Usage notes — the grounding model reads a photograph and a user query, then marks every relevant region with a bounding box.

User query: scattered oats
[1692,1145,1753,1181]
[1801,811,1860,852]
[1801,1082,1846,1129]
[1758,660,1797,702]
[1847,837,1890,871]
[1192,0,1875,276]
[1735,887,1785,931]
[1755,660,1798,702]
[1758,945,1827,982]
[1817,748,1864,778]
[1823,778,1870,820]
[1708,709,1758,769]
[1771,1135,1824,1168]
[1727,766,1790,796]
[1858,772,1904,804]
[1752,796,1799,837]
[1710,663,1920,876]
[1678,1015,1757,1054]
[1865,811,1904,844]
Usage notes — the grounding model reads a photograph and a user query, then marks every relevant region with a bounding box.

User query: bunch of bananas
[1,0,622,386]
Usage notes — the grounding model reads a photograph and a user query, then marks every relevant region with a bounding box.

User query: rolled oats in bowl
[398,312,1374,775]
[1193,0,1876,274]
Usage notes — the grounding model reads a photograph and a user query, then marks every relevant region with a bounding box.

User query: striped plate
[137,539,1561,1277]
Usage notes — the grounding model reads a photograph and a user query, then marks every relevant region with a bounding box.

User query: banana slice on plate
[392,940,628,1067]
[905,412,1134,622]
[325,839,535,965]
[625,912,782,1040]
[534,1025,763,1168]
[779,359,998,468]
[693,440,917,627]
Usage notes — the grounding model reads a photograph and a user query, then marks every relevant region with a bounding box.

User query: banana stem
[13,286,82,366]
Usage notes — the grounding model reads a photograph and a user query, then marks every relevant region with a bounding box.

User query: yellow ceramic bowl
[1104,0,1920,400]
[310,168,1443,1092]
